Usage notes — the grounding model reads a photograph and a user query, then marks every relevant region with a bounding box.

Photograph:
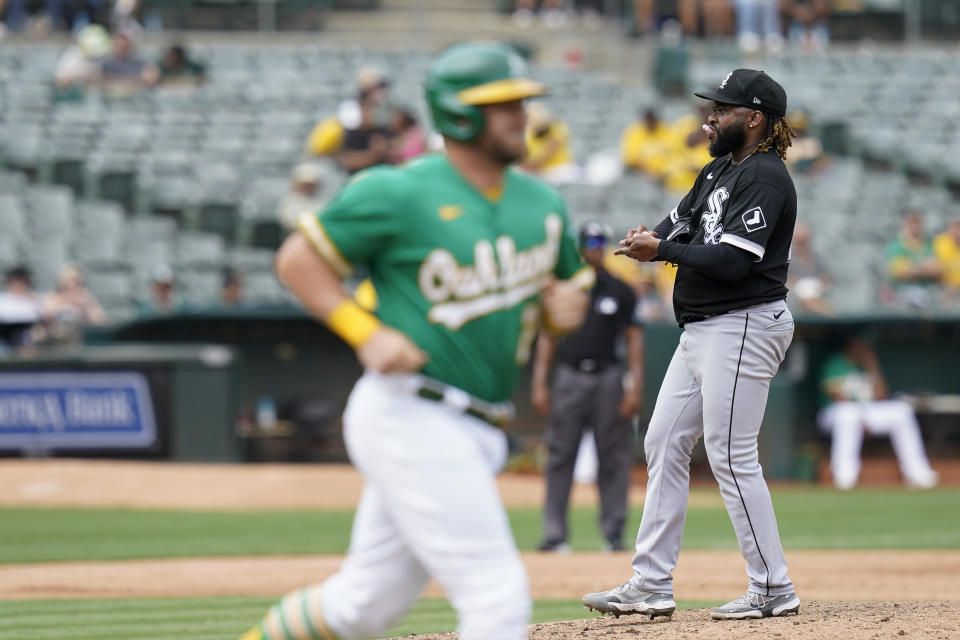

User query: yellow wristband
[326,300,382,349]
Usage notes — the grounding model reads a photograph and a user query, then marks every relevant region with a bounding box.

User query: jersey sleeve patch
[720,233,765,261]
[741,207,767,233]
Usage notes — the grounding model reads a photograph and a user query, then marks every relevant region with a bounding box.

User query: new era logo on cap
[694,69,787,116]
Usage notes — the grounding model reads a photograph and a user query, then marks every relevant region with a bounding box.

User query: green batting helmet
[425,42,547,142]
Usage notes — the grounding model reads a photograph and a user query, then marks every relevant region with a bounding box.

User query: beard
[489,138,525,165]
[475,130,526,165]
[709,121,747,158]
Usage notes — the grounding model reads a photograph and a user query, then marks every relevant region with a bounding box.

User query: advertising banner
[0,372,157,450]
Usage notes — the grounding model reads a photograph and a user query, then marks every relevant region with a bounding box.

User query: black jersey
[663,149,796,324]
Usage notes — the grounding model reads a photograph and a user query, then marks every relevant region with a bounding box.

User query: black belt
[562,358,615,374]
[414,378,514,428]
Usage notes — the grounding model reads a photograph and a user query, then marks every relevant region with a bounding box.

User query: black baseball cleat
[582,580,676,619]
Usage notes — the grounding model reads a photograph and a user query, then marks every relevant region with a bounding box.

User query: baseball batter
[582,69,801,621]
[237,42,591,640]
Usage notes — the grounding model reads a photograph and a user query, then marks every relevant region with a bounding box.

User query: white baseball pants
[818,400,937,489]
[631,300,795,597]
[319,371,530,640]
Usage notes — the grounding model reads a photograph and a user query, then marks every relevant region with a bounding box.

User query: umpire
[532,222,644,553]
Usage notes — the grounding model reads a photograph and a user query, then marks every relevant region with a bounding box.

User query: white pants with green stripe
[261,371,530,640]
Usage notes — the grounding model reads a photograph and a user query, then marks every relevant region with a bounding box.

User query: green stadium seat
[177,232,226,268]
[84,268,134,308]
[249,220,285,250]
[0,195,27,242]
[0,170,28,195]
[73,200,127,266]
[198,202,240,242]
[25,185,75,240]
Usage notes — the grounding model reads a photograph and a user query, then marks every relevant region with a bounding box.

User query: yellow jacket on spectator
[933,229,960,289]
[524,122,575,171]
[620,119,675,174]
[307,116,346,156]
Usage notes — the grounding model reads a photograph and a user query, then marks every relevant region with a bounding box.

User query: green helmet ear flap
[427,84,485,142]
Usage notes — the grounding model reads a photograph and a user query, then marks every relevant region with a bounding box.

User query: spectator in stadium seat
[884,210,942,308]
[388,107,427,165]
[98,30,158,94]
[54,23,111,95]
[220,269,245,308]
[1,0,101,34]
[818,334,939,490]
[787,221,833,316]
[45,265,106,343]
[306,66,389,158]
[138,264,176,315]
[784,109,825,173]
[658,103,713,193]
[335,92,394,175]
[111,0,140,33]
[784,0,830,52]
[521,102,578,184]
[157,44,207,89]
[512,0,568,29]
[0,266,46,353]
[277,163,325,231]
[632,0,733,38]
[621,107,675,175]
[933,217,960,301]
[734,0,784,53]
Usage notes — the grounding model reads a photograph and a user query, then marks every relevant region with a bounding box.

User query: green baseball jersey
[819,354,873,407]
[299,154,589,403]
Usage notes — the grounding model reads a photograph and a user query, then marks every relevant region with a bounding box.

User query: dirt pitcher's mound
[410,601,958,640]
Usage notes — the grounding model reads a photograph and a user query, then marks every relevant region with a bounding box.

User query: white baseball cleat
[582,580,675,619]
[711,591,800,620]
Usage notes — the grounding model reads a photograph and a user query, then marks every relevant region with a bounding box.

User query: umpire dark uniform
[532,222,644,552]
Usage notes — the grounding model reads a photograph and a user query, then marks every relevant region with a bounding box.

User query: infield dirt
[415,601,960,640]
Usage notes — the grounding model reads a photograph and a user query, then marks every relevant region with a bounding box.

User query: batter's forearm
[277,233,385,350]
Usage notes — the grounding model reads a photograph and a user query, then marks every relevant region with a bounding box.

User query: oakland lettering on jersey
[419,215,562,329]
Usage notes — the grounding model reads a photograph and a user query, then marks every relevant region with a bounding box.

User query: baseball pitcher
[583,69,802,621]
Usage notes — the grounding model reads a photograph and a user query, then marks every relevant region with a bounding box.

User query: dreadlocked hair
[752,115,797,160]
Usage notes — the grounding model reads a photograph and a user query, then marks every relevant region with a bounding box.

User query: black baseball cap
[694,69,787,117]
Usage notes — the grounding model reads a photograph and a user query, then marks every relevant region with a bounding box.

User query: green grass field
[1,488,958,564]
[0,596,718,640]
[1,487,957,639]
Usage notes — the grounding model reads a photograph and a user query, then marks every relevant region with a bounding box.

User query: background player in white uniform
[818,333,939,490]
[236,42,590,640]
[582,69,802,621]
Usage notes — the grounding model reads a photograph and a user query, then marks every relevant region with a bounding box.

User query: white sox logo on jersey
[701,187,729,245]
[742,207,767,233]
[419,215,563,330]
